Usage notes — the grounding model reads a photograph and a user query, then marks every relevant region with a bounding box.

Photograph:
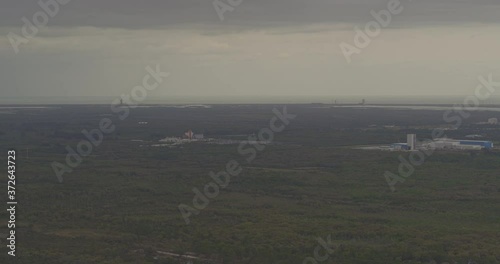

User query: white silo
[407,134,417,150]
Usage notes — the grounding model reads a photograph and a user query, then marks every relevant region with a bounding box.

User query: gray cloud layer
[2,0,500,30]
[1,0,500,101]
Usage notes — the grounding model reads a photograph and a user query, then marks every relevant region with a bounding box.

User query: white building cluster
[390,134,494,151]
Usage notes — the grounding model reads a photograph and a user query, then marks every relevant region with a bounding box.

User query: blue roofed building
[458,140,494,149]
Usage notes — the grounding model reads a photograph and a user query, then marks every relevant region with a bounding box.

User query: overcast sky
[1,0,500,101]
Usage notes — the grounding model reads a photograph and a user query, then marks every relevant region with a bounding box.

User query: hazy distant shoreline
[1,104,500,113]
[1,96,499,106]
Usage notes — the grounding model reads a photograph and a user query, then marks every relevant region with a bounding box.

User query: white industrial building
[193,134,204,140]
[427,138,484,150]
[390,134,494,151]
[429,138,494,150]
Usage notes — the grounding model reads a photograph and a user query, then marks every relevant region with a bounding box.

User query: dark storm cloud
[1,0,499,30]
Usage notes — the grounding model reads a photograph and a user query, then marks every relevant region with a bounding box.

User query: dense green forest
[0,105,499,263]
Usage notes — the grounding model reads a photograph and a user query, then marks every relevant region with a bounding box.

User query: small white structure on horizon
[159,137,182,143]
[488,118,498,125]
[159,130,206,144]
[183,130,205,140]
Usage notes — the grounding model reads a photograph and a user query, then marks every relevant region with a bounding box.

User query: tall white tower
[407,134,417,150]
